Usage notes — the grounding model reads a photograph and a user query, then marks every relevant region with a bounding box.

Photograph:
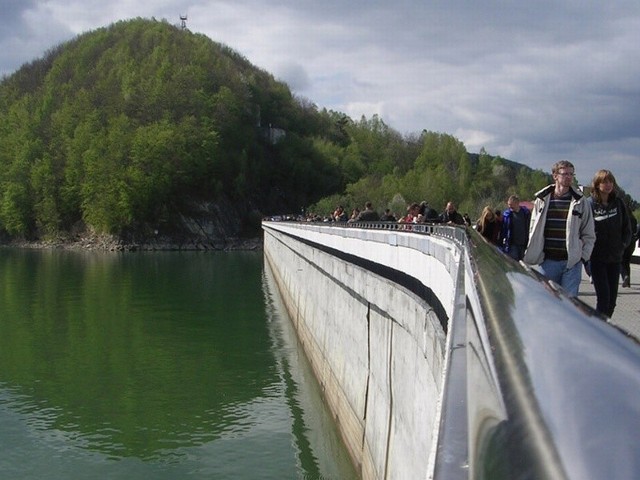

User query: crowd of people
[300,160,640,319]
[308,200,468,226]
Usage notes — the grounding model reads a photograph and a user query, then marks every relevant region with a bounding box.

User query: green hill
[0,18,343,246]
[2,17,603,248]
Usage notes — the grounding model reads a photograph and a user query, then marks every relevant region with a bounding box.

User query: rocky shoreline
[0,199,269,252]
[2,233,264,252]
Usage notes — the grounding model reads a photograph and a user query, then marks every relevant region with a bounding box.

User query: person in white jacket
[523,160,595,296]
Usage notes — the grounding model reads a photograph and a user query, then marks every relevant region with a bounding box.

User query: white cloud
[1,0,639,199]
[272,62,311,91]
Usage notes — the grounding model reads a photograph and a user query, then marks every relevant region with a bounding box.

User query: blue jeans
[591,260,621,317]
[539,259,583,297]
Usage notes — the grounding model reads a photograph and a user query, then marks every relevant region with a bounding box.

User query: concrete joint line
[384,322,394,480]
[362,303,372,451]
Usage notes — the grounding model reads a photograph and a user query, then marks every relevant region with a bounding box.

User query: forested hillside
[2,17,620,247]
[0,18,343,244]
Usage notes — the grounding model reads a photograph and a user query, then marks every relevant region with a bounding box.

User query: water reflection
[261,260,357,479]
[0,249,355,478]
[0,250,277,459]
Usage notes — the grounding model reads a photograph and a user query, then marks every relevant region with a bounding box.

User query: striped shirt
[543,192,571,260]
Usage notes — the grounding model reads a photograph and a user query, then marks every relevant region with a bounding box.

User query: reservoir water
[0,249,356,479]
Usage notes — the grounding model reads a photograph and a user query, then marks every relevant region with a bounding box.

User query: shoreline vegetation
[1,233,263,252]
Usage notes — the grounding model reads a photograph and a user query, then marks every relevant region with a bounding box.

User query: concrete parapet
[263,223,452,478]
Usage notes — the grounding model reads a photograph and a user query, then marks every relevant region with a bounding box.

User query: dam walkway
[262,220,640,480]
[579,262,640,339]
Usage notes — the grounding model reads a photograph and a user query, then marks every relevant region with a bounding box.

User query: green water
[0,249,356,479]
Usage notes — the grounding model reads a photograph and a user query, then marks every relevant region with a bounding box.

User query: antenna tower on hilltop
[180,15,188,30]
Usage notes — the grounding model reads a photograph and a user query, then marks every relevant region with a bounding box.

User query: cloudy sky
[2,0,639,200]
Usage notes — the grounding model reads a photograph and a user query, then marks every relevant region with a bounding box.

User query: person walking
[587,170,632,316]
[620,203,638,288]
[355,201,380,221]
[399,203,420,223]
[419,201,439,222]
[347,208,360,223]
[523,160,595,297]
[333,205,348,222]
[476,206,502,246]
[501,194,531,261]
[439,201,465,225]
[380,209,397,222]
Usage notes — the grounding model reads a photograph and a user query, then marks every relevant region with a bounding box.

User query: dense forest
[0,18,635,245]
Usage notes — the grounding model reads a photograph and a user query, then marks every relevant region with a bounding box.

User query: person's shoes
[622,276,630,288]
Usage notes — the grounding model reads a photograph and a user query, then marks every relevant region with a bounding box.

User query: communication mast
[180,15,188,30]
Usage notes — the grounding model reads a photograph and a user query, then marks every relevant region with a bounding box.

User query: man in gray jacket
[523,160,595,296]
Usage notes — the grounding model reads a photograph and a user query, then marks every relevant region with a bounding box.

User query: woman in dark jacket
[620,209,638,287]
[588,170,632,316]
[476,206,502,246]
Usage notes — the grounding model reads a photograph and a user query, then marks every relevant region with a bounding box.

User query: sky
[1,0,639,201]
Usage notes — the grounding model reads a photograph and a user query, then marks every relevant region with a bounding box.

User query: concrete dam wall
[262,221,640,480]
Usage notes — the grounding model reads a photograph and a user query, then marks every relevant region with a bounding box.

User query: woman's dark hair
[591,169,618,204]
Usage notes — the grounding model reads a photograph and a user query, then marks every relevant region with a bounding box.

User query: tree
[31,154,61,236]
